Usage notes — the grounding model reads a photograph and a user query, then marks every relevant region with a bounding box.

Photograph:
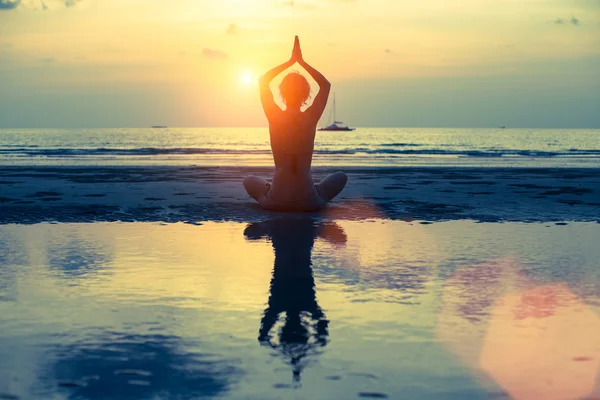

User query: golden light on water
[480,284,600,400]
[437,256,600,399]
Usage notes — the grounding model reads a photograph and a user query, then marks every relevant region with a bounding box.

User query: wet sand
[0,166,599,224]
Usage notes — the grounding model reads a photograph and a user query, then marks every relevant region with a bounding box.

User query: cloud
[553,16,581,26]
[2,0,82,10]
[0,0,21,10]
[202,48,228,59]
[226,23,238,35]
[64,0,82,7]
[279,0,316,9]
[384,49,392,54]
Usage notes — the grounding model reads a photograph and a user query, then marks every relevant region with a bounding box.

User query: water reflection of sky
[44,331,242,400]
[0,229,29,302]
[0,221,598,399]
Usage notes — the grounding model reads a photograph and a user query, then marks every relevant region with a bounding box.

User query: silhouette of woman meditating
[244,218,347,382]
[244,36,348,212]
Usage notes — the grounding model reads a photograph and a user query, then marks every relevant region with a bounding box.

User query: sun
[239,69,257,86]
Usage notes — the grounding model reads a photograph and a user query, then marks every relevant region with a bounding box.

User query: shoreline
[1,166,599,224]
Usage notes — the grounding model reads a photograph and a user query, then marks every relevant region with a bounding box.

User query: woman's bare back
[243,36,348,211]
[268,110,318,200]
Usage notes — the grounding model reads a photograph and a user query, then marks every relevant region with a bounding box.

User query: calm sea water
[0,128,598,167]
[0,220,599,399]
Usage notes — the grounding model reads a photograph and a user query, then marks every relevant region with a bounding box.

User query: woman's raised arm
[295,38,331,121]
[258,40,298,121]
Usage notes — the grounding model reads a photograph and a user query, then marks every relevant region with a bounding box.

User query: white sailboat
[318,93,355,131]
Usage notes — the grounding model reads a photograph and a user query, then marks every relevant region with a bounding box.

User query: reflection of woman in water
[244,218,346,382]
[243,36,348,212]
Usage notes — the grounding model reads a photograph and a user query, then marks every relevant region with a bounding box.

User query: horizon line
[1,126,599,130]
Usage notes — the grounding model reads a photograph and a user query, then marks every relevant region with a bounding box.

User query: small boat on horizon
[318,93,355,132]
[151,125,168,129]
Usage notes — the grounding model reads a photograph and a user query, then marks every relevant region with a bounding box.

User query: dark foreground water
[1,220,599,399]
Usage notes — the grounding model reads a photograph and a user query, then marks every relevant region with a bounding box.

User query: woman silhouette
[244,36,348,212]
[244,218,347,382]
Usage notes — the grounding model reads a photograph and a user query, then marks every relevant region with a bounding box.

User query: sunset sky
[0,0,599,128]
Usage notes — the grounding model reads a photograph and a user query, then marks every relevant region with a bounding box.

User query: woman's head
[279,71,311,108]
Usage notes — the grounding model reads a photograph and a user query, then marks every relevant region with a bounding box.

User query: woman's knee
[244,175,262,190]
[318,171,348,202]
[243,176,268,200]
[334,171,348,186]
[326,171,348,190]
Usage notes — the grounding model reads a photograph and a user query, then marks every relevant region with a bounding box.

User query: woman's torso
[267,110,318,200]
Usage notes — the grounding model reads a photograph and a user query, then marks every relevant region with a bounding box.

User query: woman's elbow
[258,75,270,86]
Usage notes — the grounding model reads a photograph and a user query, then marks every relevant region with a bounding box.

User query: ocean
[1,127,598,167]
[2,129,600,399]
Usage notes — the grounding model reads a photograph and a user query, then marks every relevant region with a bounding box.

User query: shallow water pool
[1,220,599,399]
